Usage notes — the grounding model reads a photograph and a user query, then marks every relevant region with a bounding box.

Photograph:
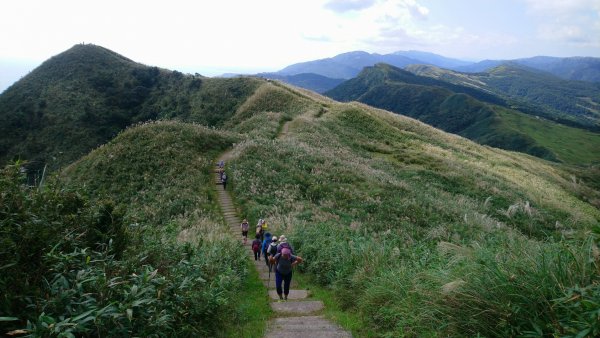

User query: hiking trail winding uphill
[213,121,352,337]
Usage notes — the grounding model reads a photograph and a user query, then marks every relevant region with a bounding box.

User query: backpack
[268,242,278,256]
[276,251,293,275]
[277,242,293,254]
[252,240,260,253]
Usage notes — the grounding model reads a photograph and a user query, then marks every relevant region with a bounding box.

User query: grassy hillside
[328,63,600,165]
[0,44,261,172]
[224,93,600,336]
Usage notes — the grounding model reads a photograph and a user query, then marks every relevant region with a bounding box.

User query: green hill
[0,44,262,172]
[408,63,600,129]
[2,45,600,337]
[327,63,600,165]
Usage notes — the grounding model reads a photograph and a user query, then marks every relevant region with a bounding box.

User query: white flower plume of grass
[441,279,466,295]
[176,214,232,245]
[437,241,473,258]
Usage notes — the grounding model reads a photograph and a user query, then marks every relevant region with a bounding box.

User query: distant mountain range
[254,50,600,93]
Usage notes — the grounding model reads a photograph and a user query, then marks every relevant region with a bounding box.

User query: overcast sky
[1,0,599,92]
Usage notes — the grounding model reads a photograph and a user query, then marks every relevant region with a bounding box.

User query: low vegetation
[0,121,250,336]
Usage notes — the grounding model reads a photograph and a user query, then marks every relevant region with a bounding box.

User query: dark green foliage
[0,121,250,336]
[0,162,128,332]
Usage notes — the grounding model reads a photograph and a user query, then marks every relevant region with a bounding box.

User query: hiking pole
[267,261,271,289]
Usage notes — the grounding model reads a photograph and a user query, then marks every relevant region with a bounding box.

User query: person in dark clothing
[221,172,227,190]
[269,248,303,301]
[251,234,262,261]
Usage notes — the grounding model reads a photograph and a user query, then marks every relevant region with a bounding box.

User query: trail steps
[213,132,351,337]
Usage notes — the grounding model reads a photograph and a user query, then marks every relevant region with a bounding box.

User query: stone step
[270,301,324,314]
[265,316,352,338]
[269,289,308,300]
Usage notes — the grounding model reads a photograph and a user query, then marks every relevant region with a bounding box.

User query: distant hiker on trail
[262,232,272,266]
[251,234,262,261]
[218,160,224,168]
[221,172,227,190]
[266,236,279,272]
[256,219,265,241]
[241,218,250,244]
[276,235,295,255]
[269,247,303,301]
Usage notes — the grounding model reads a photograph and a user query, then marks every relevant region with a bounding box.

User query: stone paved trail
[214,135,352,337]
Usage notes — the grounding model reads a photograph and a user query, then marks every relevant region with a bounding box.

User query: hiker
[266,236,279,272]
[256,220,264,242]
[269,247,303,301]
[221,172,227,190]
[262,232,272,265]
[240,218,250,244]
[251,234,262,261]
[276,235,295,255]
[218,160,224,168]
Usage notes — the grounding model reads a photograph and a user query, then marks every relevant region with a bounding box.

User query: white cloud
[324,0,376,13]
[523,0,600,47]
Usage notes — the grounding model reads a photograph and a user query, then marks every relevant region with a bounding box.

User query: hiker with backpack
[240,218,250,244]
[269,247,303,301]
[276,235,295,255]
[266,236,279,272]
[221,172,228,190]
[262,232,273,266]
[251,234,262,261]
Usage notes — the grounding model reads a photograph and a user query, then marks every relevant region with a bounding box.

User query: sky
[1,0,599,92]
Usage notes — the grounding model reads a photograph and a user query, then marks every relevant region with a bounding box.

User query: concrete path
[213,148,351,338]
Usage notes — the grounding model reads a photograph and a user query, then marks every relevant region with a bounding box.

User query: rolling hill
[326,63,600,164]
[408,63,600,129]
[1,44,600,337]
[456,56,600,83]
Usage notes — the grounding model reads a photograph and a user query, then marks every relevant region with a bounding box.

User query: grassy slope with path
[45,78,600,337]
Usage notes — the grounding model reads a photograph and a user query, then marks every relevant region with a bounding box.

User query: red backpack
[252,240,261,253]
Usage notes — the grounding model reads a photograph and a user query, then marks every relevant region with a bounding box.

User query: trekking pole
[267,260,271,289]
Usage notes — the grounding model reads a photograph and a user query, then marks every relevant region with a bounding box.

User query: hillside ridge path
[213,120,352,337]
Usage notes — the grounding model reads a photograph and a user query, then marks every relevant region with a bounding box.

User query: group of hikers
[218,161,303,301]
[242,218,303,301]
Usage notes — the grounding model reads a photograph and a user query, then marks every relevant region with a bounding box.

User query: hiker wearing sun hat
[276,235,295,255]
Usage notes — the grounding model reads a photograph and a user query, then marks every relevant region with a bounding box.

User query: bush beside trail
[0,121,249,337]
